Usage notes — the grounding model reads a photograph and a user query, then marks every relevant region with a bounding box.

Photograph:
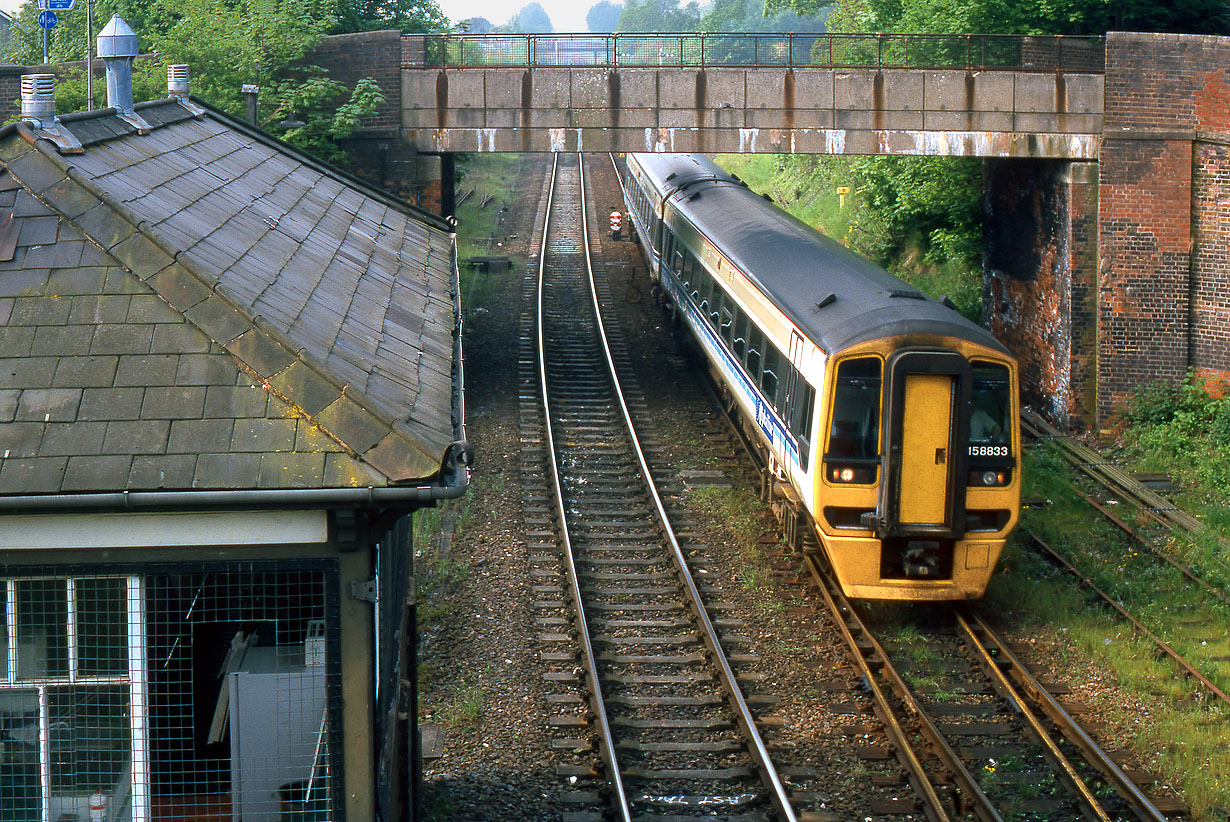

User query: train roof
[630,153,1009,357]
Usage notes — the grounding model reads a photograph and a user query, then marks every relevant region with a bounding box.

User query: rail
[405,32,1105,72]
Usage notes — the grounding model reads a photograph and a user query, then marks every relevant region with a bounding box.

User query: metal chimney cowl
[98,14,138,114]
[167,64,190,100]
[20,74,56,126]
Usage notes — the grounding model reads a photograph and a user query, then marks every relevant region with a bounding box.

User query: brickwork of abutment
[984,159,1099,430]
[1098,32,1230,425]
[401,66,1102,158]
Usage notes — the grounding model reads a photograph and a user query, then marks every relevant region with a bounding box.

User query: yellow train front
[619,153,1019,601]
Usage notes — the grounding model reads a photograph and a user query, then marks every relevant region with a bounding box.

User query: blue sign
[46,0,76,9]
[37,10,57,28]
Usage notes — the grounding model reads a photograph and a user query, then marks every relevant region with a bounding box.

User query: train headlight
[968,469,1009,487]
[828,464,877,484]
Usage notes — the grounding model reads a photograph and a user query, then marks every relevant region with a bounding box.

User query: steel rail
[1022,411,1230,561]
[583,153,799,822]
[954,610,1113,822]
[1025,531,1230,709]
[535,152,633,822]
[959,610,1170,822]
[805,558,956,822]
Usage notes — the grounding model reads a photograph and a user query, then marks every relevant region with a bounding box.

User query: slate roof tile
[193,452,260,488]
[0,267,53,298]
[47,261,105,294]
[4,356,60,388]
[79,386,144,421]
[141,386,205,419]
[62,454,133,490]
[11,295,70,325]
[167,418,234,454]
[0,326,35,356]
[0,390,16,422]
[150,322,211,355]
[258,451,326,488]
[0,457,67,492]
[115,354,178,386]
[0,101,459,496]
[52,355,120,388]
[129,454,198,488]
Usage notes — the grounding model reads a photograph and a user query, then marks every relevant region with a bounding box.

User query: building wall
[1099,32,1230,420]
[984,159,1098,429]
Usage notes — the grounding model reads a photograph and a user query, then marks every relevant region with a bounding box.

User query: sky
[438,0,603,33]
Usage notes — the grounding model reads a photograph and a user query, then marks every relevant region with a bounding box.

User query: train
[617,153,1020,600]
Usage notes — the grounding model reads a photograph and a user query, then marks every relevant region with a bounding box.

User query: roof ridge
[5,125,445,483]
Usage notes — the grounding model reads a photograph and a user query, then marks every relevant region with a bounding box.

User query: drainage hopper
[97,15,138,114]
[20,74,56,126]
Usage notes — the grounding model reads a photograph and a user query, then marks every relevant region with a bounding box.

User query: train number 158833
[969,445,1010,457]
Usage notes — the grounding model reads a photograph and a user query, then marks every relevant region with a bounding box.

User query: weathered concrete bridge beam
[401,67,1103,158]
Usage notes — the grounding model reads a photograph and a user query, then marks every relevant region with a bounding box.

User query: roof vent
[20,74,56,126]
[98,15,138,114]
[167,64,189,100]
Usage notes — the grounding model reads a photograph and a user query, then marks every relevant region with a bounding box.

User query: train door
[782,331,808,470]
[878,351,971,536]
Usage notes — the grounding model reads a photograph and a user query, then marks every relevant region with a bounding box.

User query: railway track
[519,153,803,821]
[805,556,1187,822]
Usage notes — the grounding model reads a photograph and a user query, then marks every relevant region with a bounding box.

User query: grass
[454,154,528,322]
[979,443,1230,820]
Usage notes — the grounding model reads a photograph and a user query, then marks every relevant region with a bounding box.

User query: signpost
[37,9,56,65]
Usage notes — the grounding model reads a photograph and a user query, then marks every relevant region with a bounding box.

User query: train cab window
[968,362,1014,487]
[825,357,882,483]
[746,327,764,381]
[761,346,782,407]
[732,312,749,360]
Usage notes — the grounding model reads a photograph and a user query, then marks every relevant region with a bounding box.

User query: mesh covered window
[1,563,340,822]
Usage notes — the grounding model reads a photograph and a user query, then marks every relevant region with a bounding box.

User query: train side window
[681,253,695,290]
[732,312,748,360]
[970,362,1012,451]
[746,327,763,380]
[720,304,735,346]
[827,357,882,459]
[662,231,677,273]
[761,346,782,407]
[697,271,713,320]
[710,288,723,328]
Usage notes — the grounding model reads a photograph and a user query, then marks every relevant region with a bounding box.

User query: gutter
[0,479,469,514]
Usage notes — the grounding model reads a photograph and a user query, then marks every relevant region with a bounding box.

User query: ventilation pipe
[97,15,138,114]
[20,74,56,127]
[167,64,189,100]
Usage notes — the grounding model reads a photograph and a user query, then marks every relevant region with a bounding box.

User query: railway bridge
[239,32,1230,427]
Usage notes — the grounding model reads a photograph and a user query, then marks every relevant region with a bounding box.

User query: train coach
[618,153,1020,601]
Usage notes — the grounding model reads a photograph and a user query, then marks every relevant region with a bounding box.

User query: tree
[586,0,623,32]
[331,0,448,34]
[616,0,701,32]
[458,16,497,33]
[510,2,554,32]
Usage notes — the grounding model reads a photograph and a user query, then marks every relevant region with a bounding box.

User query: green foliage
[616,0,702,32]
[5,0,414,163]
[509,2,554,32]
[265,75,386,163]
[776,0,1229,34]
[586,0,623,32]
[1118,372,1230,503]
[698,0,830,32]
[715,153,984,320]
[331,0,447,34]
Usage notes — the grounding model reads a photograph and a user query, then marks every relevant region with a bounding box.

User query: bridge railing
[404,33,1105,73]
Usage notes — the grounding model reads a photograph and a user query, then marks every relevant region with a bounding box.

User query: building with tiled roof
[0,48,466,822]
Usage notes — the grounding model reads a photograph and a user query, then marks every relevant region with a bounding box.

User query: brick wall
[310,30,403,133]
[1099,32,1230,421]
[984,159,1098,430]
